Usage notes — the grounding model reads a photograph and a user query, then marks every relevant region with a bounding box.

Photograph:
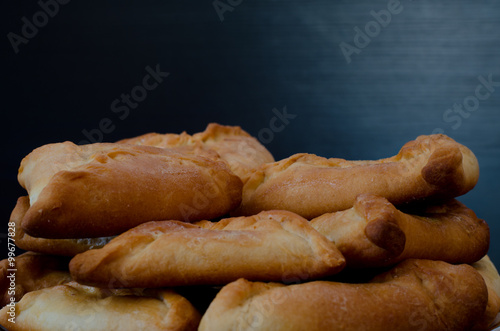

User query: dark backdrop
[2,0,499,266]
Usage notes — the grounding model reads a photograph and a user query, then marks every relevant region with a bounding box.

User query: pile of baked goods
[1,123,499,330]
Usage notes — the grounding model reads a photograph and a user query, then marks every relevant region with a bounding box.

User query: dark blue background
[2,0,499,266]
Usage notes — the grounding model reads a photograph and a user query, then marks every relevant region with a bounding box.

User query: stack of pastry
[1,123,499,331]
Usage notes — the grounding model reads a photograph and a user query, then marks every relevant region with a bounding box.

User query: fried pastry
[69,210,345,288]
[199,259,488,331]
[310,194,489,267]
[18,142,242,238]
[0,282,200,331]
[11,196,112,256]
[235,134,479,218]
[119,123,275,181]
[471,255,500,330]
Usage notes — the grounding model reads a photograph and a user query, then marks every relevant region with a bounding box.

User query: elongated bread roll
[119,123,275,181]
[18,142,242,238]
[0,252,71,307]
[235,134,479,218]
[310,194,489,267]
[0,282,200,331]
[199,259,488,331]
[69,210,345,288]
[471,256,500,330]
[11,196,112,256]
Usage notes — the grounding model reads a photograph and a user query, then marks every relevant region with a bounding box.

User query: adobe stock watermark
[5,222,17,324]
[433,74,500,135]
[236,271,310,331]
[78,64,169,145]
[213,0,243,22]
[408,271,476,331]
[257,106,297,145]
[339,0,405,64]
[234,106,296,165]
[7,0,71,54]
[179,105,296,221]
